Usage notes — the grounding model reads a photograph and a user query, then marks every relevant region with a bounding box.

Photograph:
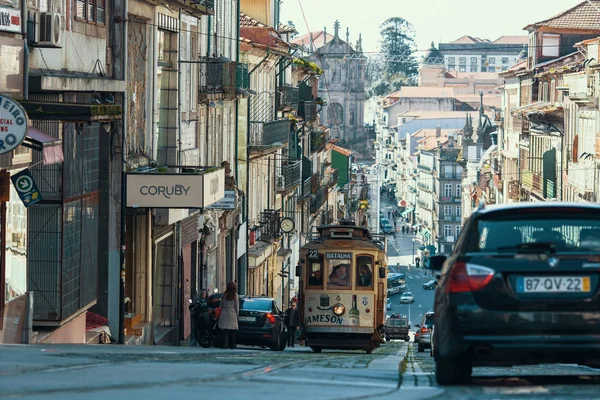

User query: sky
[280,0,585,55]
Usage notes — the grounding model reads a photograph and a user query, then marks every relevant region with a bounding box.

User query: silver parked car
[416,311,435,352]
[400,292,414,304]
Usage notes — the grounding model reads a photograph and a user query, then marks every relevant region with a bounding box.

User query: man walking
[285,301,301,347]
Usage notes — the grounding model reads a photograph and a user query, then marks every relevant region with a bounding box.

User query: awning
[401,207,414,217]
[248,240,273,268]
[18,101,122,122]
[21,126,64,165]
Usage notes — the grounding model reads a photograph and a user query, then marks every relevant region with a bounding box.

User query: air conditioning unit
[39,12,62,47]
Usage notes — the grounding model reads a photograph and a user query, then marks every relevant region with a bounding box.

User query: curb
[398,342,411,386]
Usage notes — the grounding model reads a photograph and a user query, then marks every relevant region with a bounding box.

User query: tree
[287,20,299,39]
[378,17,418,79]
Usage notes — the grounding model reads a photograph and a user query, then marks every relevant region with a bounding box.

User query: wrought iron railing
[236,63,249,90]
[259,209,281,242]
[310,129,328,153]
[198,59,237,97]
[299,101,317,121]
[327,169,339,187]
[310,186,327,214]
[250,119,290,146]
[276,161,301,191]
[302,176,312,196]
[278,85,299,109]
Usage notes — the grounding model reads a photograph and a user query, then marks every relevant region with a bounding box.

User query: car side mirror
[296,264,302,277]
[428,255,447,271]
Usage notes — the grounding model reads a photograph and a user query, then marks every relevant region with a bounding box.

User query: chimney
[435,125,441,138]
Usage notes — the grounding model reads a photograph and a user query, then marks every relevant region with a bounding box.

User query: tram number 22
[308,250,319,259]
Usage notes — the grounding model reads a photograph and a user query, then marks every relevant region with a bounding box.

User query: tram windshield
[327,261,351,289]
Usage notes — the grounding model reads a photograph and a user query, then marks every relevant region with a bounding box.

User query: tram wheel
[312,347,322,353]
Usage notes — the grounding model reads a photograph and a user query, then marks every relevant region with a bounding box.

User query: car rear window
[424,315,434,326]
[240,298,273,311]
[467,216,600,253]
[389,319,407,326]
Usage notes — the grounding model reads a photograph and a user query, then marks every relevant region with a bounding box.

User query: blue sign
[11,169,42,207]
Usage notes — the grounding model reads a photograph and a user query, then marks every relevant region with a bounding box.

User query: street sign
[10,168,42,207]
[0,95,28,155]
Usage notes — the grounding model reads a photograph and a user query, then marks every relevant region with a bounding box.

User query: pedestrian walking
[388,211,391,219]
[285,301,301,347]
[218,281,239,349]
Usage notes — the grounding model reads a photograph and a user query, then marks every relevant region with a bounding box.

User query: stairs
[124,313,151,345]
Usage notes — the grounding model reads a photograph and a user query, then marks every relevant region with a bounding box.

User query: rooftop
[524,0,600,32]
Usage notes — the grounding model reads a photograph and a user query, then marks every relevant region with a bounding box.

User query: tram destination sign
[326,252,352,260]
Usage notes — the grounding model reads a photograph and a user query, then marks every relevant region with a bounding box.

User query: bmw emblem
[548,257,560,268]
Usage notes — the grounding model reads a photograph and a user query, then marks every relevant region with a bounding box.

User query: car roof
[475,202,600,216]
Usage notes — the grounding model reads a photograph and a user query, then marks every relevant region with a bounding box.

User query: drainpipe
[118,0,129,345]
[177,9,183,166]
[22,0,28,100]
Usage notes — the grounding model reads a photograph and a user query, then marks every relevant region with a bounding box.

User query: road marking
[483,386,549,394]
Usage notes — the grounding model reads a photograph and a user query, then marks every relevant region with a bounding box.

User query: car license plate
[238,316,256,322]
[517,276,590,293]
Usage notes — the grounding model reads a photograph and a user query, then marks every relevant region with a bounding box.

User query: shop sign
[325,252,352,260]
[0,8,21,34]
[127,169,224,208]
[0,95,28,155]
[206,190,236,210]
[10,168,42,207]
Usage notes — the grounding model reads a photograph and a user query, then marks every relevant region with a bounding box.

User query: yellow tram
[297,222,388,353]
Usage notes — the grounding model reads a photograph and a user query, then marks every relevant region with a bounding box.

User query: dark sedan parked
[237,296,286,351]
[429,202,600,385]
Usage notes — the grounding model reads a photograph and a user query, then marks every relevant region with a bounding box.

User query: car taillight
[446,262,495,293]
[420,326,429,334]
[266,313,276,324]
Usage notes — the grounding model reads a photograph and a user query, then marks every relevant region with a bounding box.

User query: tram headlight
[332,303,345,316]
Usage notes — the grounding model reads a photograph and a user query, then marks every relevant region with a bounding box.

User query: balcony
[302,176,312,197]
[310,129,328,153]
[418,164,431,172]
[442,235,455,243]
[565,73,596,105]
[278,85,299,110]
[417,200,430,210]
[310,186,328,214]
[258,209,281,243]
[236,63,249,90]
[250,119,290,147]
[276,161,301,192]
[163,0,214,16]
[439,196,451,203]
[299,101,318,121]
[417,182,430,192]
[453,196,461,203]
[198,59,237,99]
[440,214,454,222]
[327,169,339,187]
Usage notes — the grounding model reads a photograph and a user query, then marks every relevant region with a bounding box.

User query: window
[456,205,461,218]
[456,224,461,238]
[76,0,105,23]
[481,67,487,72]
[459,66,466,72]
[327,254,351,289]
[448,65,455,71]
[501,66,508,71]
[444,224,452,237]
[444,183,452,197]
[444,205,452,218]
[470,66,478,72]
[501,57,509,64]
[456,184,461,197]
[307,252,323,288]
[542,34,560,57]
[448,57,455,63]
[459,57,466,64]
[488,57,496,65]
[356,255,374,288]
[470,57,478,64]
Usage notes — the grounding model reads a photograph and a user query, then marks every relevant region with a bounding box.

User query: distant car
[237,296,286,351]
[423,279,437,290]
[400,292,414,304]
[386,298,392,310]
[385,314,410,342]
[416,311,435,353]
[382,223,394,234]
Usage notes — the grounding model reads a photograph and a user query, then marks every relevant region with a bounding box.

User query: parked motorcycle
[189,290,221,348]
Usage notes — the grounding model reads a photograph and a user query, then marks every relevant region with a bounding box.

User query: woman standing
[218,281,239,349]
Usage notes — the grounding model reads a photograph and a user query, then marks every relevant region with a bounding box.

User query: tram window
[308,260,323,287]
[356,255,374,288]
[327,261,351,289]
